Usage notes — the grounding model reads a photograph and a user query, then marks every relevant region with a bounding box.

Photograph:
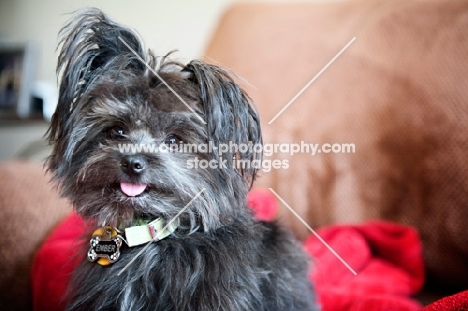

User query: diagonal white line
[268,37,356,124]
[117,188,206,276]
[268,188,357,276]
[118,36,207,125]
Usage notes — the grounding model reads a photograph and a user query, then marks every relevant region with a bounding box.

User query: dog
[47,8,318,310]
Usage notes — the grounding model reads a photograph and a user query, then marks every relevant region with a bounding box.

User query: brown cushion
[204,0,468,289]
[0,160,72,310]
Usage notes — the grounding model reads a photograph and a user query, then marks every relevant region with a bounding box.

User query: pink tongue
[120,183,147,197]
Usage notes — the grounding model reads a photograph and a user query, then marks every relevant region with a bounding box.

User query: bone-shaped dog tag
[87,226,123,266]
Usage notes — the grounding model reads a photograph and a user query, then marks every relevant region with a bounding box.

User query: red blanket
[421,290,468,311]
[32,190,425,310]
[306,222,424,311]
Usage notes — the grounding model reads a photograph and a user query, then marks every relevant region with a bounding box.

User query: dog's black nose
[120,155,147,176]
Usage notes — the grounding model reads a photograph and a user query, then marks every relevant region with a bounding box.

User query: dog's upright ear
[185,60,262,186]
[48,7,147,175]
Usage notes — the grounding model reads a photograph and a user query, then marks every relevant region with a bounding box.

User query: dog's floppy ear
[185,60,262,185]
[48,8,146,174]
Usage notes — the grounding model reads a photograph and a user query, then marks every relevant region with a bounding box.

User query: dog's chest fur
[68,220,316,311]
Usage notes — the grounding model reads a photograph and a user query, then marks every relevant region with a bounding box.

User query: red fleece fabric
[32,213,86,311]
[422,290,468,311]
[32,190,425,311]
[305,222,424,311]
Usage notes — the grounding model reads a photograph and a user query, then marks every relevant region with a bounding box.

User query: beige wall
[0,0,338,85]
[0,0,337,160]
[0,0,233,84]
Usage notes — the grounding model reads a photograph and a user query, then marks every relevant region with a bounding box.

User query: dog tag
[87,226,123,266]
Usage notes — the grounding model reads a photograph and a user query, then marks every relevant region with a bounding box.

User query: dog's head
[47,8,262,232]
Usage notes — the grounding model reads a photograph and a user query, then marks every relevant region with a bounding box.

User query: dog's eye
[108,126,126,139]
[165,134,181,146]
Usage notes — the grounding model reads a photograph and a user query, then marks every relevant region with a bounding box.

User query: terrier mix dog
[47,8,318,310]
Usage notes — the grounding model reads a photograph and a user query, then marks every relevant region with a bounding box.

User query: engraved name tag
[87,226,123,266]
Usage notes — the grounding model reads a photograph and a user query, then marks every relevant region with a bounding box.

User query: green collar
[87,218,178,266]
[124,218,179,247]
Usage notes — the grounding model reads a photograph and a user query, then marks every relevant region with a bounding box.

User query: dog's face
[47,8,262,232]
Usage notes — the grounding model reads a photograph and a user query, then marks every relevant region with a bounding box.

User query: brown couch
[1,0,468,309]
[0,161,72,310]
[204,0,468,292]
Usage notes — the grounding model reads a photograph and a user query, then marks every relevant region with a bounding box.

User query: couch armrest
[0,160,72,310]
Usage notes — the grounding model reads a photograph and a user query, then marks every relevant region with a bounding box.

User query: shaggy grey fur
[47,8,319,311]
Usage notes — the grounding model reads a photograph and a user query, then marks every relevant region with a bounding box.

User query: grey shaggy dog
[47,8,319,311]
